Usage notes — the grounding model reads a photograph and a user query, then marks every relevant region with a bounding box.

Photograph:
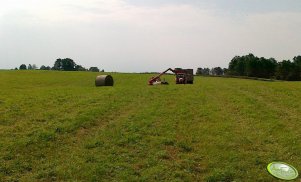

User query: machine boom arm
[148,68,175,85]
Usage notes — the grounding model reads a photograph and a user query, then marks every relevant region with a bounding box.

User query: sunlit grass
[0,70,300,181]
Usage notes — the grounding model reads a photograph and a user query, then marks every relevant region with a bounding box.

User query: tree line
[197,54,301,81]
[17,58,104,72]
[196,67,227,76]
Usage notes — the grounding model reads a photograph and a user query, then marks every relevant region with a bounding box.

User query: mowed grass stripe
[67,85,209,181]
[233,81,301,163]
[19,94,150,181]
[204,78,301,180]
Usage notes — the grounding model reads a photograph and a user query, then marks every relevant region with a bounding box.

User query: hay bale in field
[95,75,114,86]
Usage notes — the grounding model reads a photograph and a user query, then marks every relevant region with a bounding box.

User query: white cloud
[0,0,301,71]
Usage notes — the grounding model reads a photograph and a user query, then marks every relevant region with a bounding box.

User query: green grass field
[0,70,301,181]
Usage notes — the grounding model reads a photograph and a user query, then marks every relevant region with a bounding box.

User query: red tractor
[148,68,194,85]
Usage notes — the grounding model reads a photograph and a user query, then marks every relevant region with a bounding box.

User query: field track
[0,70,301,181]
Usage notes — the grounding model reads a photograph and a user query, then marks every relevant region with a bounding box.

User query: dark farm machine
[148,68,194,85]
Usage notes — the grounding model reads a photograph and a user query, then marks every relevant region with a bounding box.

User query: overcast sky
[1,0,301,72]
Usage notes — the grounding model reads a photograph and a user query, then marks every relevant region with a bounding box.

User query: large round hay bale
[95,75,114,86]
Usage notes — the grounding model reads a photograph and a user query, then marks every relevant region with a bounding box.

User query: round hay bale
[95,75,114,86]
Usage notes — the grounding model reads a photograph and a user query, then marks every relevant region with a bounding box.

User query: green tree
[245,54,259,77]
[223,68,228,75]
[293,55,301,65]
[89,67,100,72]
[228,56,244,76]
[53,59,62,70]
[227,54,301,80]
[263,58,277,78]
[62,58,76,71]
[212,67,223,75]
[293,56,301,78]
[75,65,87,71]
[196,68,203,75]
[275,60,293,80]
[228,54,277,79]
[53,58,77,71]
[40,65,51,70]
[40,65,46,70]
[196,68,211,75]
[19,64,27,70]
